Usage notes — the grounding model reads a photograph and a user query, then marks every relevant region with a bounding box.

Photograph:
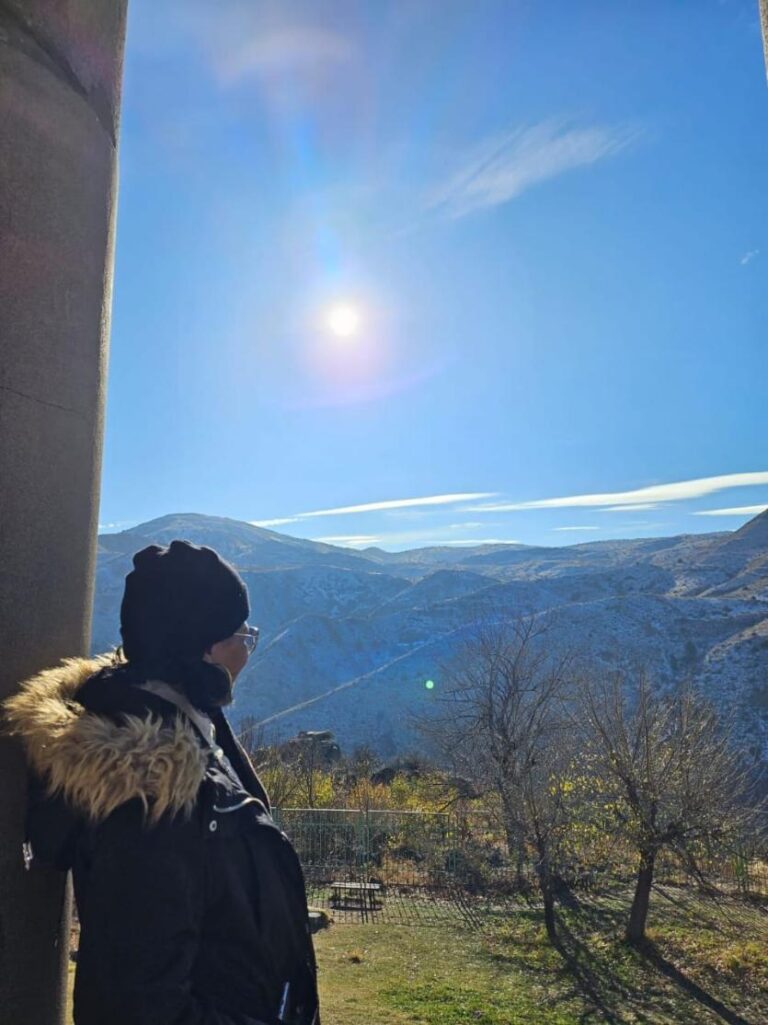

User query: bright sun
[326,303,361,338]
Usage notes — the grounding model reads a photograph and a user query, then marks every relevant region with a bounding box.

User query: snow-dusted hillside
[92,511,768,754]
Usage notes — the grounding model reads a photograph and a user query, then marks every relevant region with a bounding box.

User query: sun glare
[326,303,361,338]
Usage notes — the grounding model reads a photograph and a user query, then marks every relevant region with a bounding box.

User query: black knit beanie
[119,540,250,711]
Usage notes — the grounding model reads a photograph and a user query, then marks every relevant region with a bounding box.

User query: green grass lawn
[314,887,768,1025]
[67,887,768,1025]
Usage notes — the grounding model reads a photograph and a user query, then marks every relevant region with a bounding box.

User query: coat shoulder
[3,656,208,824]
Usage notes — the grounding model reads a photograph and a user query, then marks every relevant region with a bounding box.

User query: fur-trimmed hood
[3,656,208,824]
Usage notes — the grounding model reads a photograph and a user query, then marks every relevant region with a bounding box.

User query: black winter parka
[4,656,320,1025]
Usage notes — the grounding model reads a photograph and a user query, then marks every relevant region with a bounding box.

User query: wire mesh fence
[655,850,768,899]
[273,807,768,926]
[274,808,486,925]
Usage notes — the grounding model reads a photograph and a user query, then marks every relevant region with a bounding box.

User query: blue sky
[99,0,768,550]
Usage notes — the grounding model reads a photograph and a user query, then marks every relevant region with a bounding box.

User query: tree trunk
[501,799,527,889]
[515,845,527,891]
[504,823,527,890]
[542,883,557,944]
[534,847,558,945]
[626,848,656,944]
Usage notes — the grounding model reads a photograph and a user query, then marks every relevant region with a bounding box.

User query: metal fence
[273,808,485,924]
[655,851,768,899]
[273,807,768,925]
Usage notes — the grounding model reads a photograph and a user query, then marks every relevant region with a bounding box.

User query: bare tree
[238,723,307,809]
[293,735,328,809]
[421,616,577,943]
[239,722,342,809]
[578,671,759,944]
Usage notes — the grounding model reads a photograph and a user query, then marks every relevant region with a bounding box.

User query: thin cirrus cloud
[97,520,137,532]
[251,492,497,528]
[151,1,358,87]
[426,119,640,220]
[694,505,767,517]
[464,472,768,513]
[219,25,356,84]
[740,250,760,266]
[599,503,660,512]
[311,531,520,550]
[553,526,600,532]
[439,538,521,546]
[315,535,382,547]
[313,534,520,549]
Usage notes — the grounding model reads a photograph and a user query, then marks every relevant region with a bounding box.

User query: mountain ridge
[92,511,768,756]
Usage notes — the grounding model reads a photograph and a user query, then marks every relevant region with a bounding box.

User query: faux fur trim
[2,656,208,824]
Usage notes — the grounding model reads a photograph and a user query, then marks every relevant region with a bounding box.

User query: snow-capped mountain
[92,511,768,755]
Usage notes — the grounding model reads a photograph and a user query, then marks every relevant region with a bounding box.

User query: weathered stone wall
[0,3,126,1022]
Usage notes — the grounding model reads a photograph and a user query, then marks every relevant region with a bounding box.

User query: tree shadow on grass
[651,884,725,929]
[652,882,768,933]
[480,890,761,1024]
[485,900,655,1025]
[548,894,756,1025]
[552,912,658,1025]
[636,941,753,1025]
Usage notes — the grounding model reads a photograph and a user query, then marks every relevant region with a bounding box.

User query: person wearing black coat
[4,540,321,1025]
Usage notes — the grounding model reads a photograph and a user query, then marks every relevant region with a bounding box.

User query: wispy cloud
[426,119,639,220]
[694,505,767,517]
[310,530,521,550]
[466,472,768,512]
[315,534,382,547]
[98,520,137,533]
[138,2,359,93]
[553,526,600,532]
[599,503,659,512]
[740,249,760,266]
[439,538,522,546]
[252,516,304,528]
[315,533,519,550]
[251,492,496,528]
[220,25,356,85]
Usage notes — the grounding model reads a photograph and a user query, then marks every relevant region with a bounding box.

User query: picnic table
[329,880,383,911]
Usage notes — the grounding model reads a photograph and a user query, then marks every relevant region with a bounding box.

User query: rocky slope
[92,511,768,756]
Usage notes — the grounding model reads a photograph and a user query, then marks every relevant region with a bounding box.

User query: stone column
[0,3,127,1023]
[761,0,768,79]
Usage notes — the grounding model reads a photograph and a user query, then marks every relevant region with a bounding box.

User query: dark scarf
[91,654,233,713]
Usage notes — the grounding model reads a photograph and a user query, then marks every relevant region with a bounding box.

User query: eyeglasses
[234,626,259,654]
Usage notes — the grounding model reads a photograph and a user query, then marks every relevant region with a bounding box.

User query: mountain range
[93,510,768,756]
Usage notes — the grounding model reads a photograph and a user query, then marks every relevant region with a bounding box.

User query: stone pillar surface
[0,3,127,1023]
